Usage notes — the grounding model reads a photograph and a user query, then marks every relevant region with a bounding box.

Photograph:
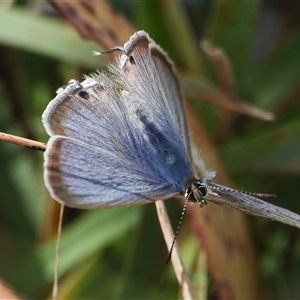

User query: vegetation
[0,1,299,299]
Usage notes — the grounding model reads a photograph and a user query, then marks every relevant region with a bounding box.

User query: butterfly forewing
[115,32,190,161]
[206,182,300,228]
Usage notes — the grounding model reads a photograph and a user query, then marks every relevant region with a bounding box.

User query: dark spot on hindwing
[129,55,135,65]
[78,90,89,99]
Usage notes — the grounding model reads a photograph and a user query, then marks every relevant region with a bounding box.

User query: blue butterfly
[42,31,300,229]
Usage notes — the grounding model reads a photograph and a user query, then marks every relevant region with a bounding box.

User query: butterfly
[42,31,300,229]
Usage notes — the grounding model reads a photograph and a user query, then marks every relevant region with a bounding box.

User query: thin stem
[52,205,65,300]
[0,131,46,151]
[155,200,195,300]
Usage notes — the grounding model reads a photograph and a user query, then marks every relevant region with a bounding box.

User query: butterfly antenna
[246,191,276,199]
[208,184,276,199]
[93,46,125,56]
[165,197,189,265]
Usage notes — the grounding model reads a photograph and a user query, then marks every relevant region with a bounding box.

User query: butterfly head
[184,178,208,208]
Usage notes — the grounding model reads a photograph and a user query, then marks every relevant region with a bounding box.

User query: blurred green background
[0,1,300,299]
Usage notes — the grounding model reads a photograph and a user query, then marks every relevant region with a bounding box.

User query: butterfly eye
[196,182,208,198]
